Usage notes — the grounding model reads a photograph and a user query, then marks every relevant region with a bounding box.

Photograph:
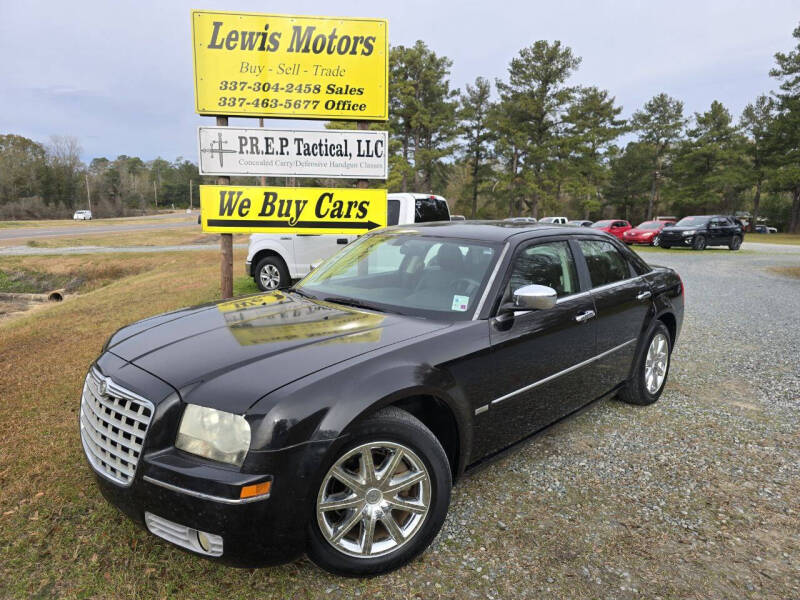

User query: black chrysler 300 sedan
[80,222,683,575]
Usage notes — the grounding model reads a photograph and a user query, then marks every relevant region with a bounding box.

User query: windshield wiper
[290,288,316,300]
[322,296,385,312]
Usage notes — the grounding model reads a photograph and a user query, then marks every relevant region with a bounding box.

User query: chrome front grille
[80,369,154,486]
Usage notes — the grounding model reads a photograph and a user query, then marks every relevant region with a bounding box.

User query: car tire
[728,235,742,251]
[618,321,671,406]
[307,407,452,577]
[660,243,671,249]
[254,255,290,291]
[692,235,707,251]
[652,236,660,247]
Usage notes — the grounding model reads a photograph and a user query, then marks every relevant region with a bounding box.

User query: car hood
[105,291,449,412]
[661,225,699,234]
[626,228,657,235]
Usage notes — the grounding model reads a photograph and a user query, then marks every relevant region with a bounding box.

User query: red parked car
[590,219,632,239]
[622,220,676,246]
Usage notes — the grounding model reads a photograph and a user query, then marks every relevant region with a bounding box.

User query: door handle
[637,290,652,301]
[337,238,348,245]
[575,310,595,323]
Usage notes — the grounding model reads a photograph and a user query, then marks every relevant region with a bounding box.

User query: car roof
[379,220,612,242]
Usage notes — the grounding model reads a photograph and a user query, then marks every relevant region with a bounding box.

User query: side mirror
[501,284,558,314]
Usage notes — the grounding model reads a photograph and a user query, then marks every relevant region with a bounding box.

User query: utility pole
[189,179,193,210]
[85,173,92,212]
[153,180,158,208]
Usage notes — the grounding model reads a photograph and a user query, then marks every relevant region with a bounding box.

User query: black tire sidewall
[306,410,452,576]
[729,235,742,250]
[636,322,671,404]
[254,256,289,291]
[620,321,672,406]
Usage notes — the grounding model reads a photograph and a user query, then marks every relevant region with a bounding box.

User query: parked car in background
[658,215,744,250]
[768,226,778,233]
[73,210,93,220]
[504,217,538,224]
[246,193,451,291]
[539,216,568,224]
[81,221,683,575]
[569,220,593,227]
[591,220,632,239]
[622,220,675,246]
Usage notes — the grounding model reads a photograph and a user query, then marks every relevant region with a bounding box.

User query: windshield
[591,220,613,227]
[296,232,500,320]
[636,221,661,230]
[676,216,709,227]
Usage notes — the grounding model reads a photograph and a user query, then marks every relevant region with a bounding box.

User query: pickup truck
[246,193,451,290]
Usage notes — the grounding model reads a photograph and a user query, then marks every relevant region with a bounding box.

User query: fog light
[196,531,211,553]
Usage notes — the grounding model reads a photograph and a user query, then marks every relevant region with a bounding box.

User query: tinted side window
[387,200,401,226]
[507,241,578,298]
[415,198,449,223]
[578,239,630,287]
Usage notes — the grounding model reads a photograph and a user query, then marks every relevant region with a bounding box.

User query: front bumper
[660,234,694,246]
[623,234,656,244]
[81,356,336,567]
[91,440,332,567]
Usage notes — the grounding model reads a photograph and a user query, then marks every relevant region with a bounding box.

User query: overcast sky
[0,0,797,163]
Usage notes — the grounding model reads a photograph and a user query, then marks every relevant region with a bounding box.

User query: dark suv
[659,215,744,250]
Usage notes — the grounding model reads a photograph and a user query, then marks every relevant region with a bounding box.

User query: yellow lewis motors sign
[200,185,387,235]
[191,10,388,120]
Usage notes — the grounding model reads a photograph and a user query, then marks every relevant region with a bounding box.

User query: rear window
[414,197,449,223]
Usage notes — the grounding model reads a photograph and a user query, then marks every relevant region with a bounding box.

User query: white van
[246,193,450,290]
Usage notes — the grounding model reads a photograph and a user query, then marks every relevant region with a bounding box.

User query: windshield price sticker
[192,10,388,120]
[200,185,387,235]
[198,126,387,179]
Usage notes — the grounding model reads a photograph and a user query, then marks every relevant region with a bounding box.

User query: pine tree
[631,94,686,219]
[768,23,800,233]
[457,77,494,218]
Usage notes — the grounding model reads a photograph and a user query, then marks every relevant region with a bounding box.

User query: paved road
[0,243,248,256]
[0,214,197,241]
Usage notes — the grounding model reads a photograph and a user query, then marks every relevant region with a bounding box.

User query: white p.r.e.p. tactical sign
[197,126,387,179]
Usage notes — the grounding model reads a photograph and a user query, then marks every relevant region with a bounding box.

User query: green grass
[746,233,800,245]
[233,275,259,296]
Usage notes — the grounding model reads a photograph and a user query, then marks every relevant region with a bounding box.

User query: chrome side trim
[472,242,510,320]
[474,404,489,416]
[143,475,271,504]
[490,338,638,406]
[554,276,645,305]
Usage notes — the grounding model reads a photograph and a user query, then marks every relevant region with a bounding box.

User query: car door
[575,238,651,394]
[475,238,597,456]
[293,234,353,276]
[708,218,729,245]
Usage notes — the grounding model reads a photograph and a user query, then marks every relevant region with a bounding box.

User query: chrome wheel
[652,235,660,247]
[644,333,669,394]
[316,441,431,558]
[259,264,281,289]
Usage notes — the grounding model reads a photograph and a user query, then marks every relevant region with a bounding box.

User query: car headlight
[176,405,251,466]
[682,230,696,236]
